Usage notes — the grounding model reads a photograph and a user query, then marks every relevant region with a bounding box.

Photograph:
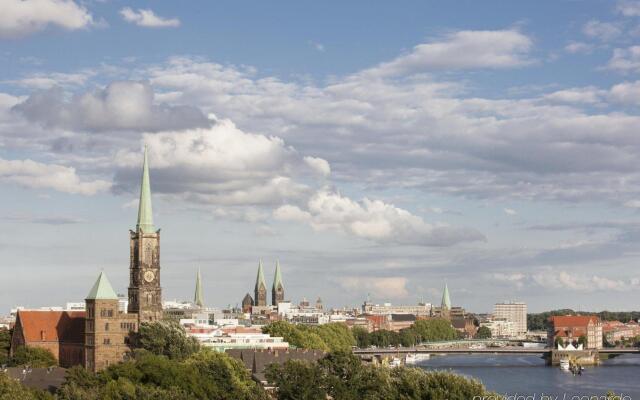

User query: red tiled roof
[549,315,599,327]
[17,310,85,344]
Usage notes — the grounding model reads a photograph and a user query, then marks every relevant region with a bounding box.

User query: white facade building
[481,318,516,338]
[493,302,527,335]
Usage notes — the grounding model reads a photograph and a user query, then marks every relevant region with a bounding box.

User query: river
[418,354,640,398]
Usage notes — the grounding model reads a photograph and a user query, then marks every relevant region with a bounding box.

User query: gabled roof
[86,271,118,300]
[16,310,85,343]
[549,315,599,327]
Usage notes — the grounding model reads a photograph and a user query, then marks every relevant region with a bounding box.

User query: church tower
[271,260,284,306]
[254,260,267,307]
[194,267,204,309]
[440,282,451,320]
[127,146,163,323]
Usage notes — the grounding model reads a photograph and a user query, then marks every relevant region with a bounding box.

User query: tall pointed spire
[194,267,204,308]
[272,260,283,291]
[441,282,451,310]
[255,259,266,291]
[136,145,155,233]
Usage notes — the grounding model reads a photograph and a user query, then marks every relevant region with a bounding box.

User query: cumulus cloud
[565,41,594,54]
[504,208,517,216]
[362,30,532,77]
[274,189,485,246]
[0,0,93,38]
[543,87,604,104]
[13,81,210,132]
[0,157,110,195]
[616,0,640,16]
[339,276,409,299]
[492,268,640,292]
[120,8,180,28]
[303,156,331,177]
[112,120,319,206]
[608,80,640,104]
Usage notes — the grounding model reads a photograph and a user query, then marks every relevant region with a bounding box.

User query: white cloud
[120,8,180,28]
[606,46,640,73]
[493,268,640,292]
[608,80,640,104]
[362,29,533,76]
[303,156,331,177]
[582,20,622,42]
[0,157,110,195]
[274,189,485,246]
[616,0,640,16]
[13,81,209,132]
[0,0,93,38]
[543,87,604,104]
[565,41,593,54]
[504,208,517,216]
[339,276,409,299]
[113,120,316,206]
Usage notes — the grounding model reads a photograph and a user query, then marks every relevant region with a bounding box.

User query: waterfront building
[271,261,284,306]
[362,301,431,316]
[481,317,515,338]
[547,315,603,349]
[494,302,527,335]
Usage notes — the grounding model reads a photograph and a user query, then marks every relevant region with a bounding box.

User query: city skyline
[3,1,640,313]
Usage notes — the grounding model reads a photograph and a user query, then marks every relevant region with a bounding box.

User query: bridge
[353,347,640,356]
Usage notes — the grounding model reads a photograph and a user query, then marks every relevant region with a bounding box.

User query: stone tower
[271,260,284,306]
[127,146,163,323]
[194,267,204,308]
[85,272,122,372]
[254,260,267,307]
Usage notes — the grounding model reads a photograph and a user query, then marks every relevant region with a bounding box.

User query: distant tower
[316,297,323,311]
[271,260,284,306]
[254,260,267,307]
[128,146,163,323]
[194,267,204,308]
[85,272,120,372]
[441,282,451,319]
[242,293,254,313]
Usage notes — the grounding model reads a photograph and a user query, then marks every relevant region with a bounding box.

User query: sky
[1,0,640,313]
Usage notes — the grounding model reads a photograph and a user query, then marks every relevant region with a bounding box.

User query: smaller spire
[86,271,118,300]
[441,282,451,310]
[194,267,204,308]
[255,259,266,291]
[272,260,284,290]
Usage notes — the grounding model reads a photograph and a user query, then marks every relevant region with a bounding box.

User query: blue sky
[2,0,640,313]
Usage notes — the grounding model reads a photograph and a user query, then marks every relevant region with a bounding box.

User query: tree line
[527,310,640,331]
[1,320,494,399]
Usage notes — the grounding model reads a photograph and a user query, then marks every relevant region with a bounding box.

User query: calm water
[418,354,640,398]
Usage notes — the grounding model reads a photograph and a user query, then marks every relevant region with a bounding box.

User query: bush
[10,347,57,368]
[131,321,200,360]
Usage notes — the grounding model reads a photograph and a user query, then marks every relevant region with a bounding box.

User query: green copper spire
[86,271,118,300]
[441,282,451,310]
[194,267,204,307]
[136,145,155,233]
[255,259,266,291]
[272,260,284,290]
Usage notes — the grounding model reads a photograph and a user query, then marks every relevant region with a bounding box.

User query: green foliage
[527,310,640,331]
[475,326,492,339]
[266,350,495,400]
[262,321,355,352]
[0,372,54,400]
[57,350,266,400]
[11,347,57,368]
[0,329,10,365]
[578,335,587,346]
[132,321,200,360]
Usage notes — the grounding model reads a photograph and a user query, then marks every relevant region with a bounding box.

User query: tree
[312,323,355,352]
[10,347,57,368]
[262,321,328,351]
[475,326,492,339]
[0,371,54,400]
[578,335,587,346]
[410,319,458,342]
[351,327,371,348]
[265,360,327,400]
[0,329,10,365]
[131,321,200,360]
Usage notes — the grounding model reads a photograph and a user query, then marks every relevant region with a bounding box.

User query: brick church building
[11,147,163,372]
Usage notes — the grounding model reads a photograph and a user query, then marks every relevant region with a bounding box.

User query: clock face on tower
[143,270,155,283]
